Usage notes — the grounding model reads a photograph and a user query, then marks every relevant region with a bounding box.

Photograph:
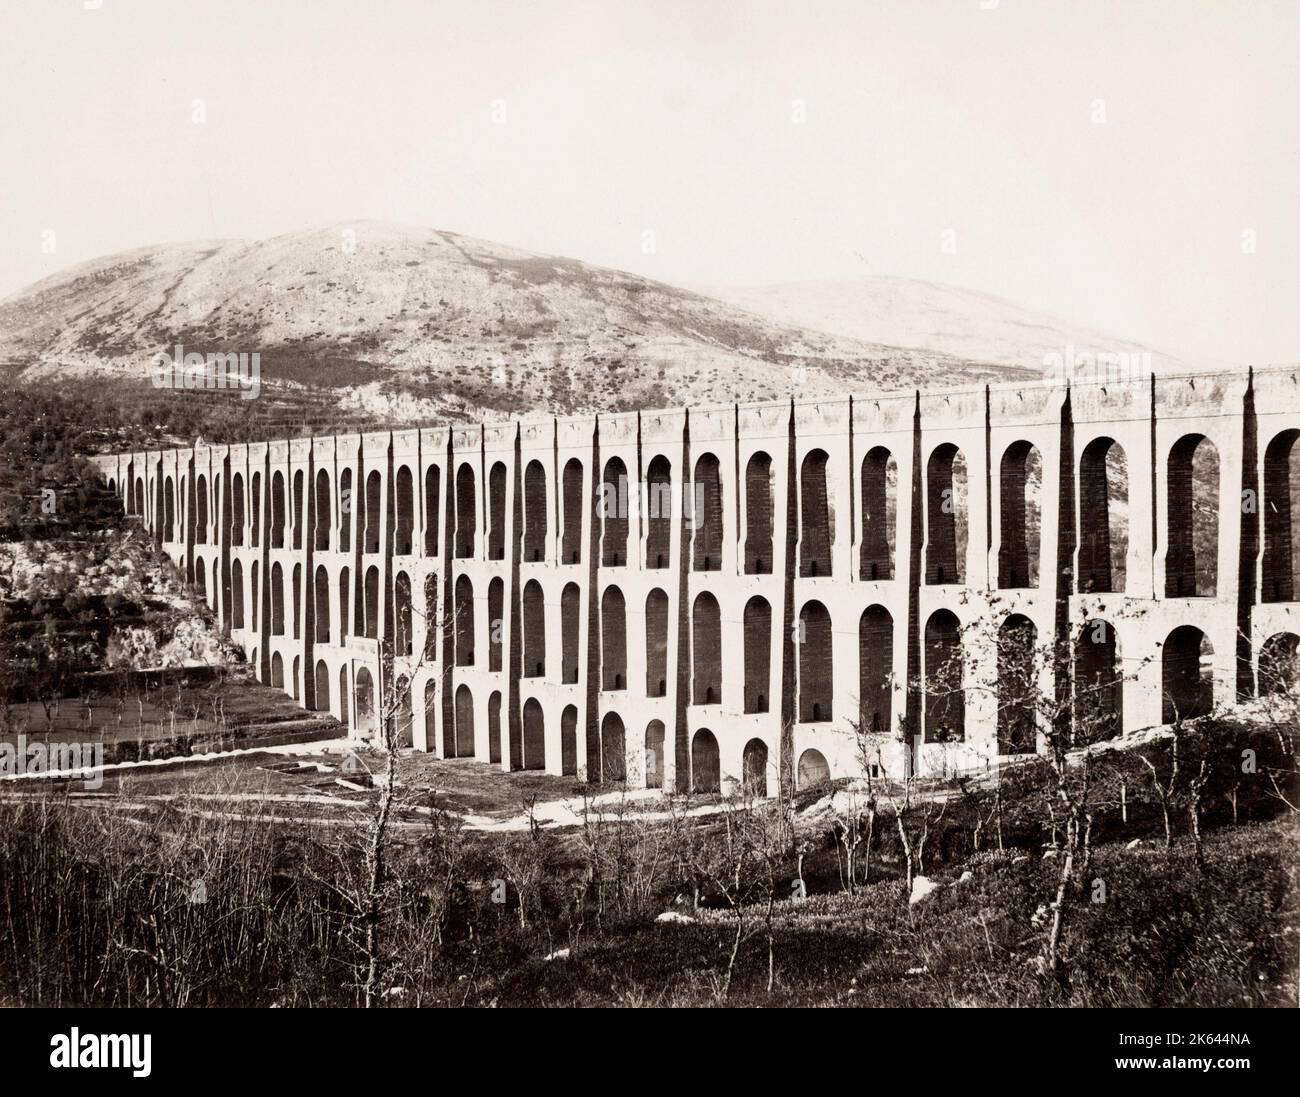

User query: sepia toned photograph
[0,0,1296,1074]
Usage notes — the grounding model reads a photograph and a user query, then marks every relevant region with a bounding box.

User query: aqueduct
[93,367,1300,794]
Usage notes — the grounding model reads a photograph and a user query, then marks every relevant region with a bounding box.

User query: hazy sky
[2,0,1297,365]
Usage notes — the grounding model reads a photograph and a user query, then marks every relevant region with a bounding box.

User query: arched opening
[601,457,628,566]
[423,466,441,556]
[859,447,897,581]
[271,562,285,635]
[797,748,830,790]
[270,471,285,548]
[231,560,245,630]
[394,571,412,656]
[692,591,721,704]
[271,651,284,690]
[1259,632,1300,695]
[364,470,382,554]
[523,698,546,770]
[601,712,626,783]
[134,477,145,517]
[524,460,547,562]
[395,466,414,555]
[488,462,507,561]
[231,473,244,546]
[691,729,720,793]
[997,614,1038,754]
[692,454,723,571]
[1074,618,1123,741]
[424,681,437,753]
[314,469,331,550]
[561,583,580,684]
[313,660,329,713]
[799,449,832,577]
[744,452,773,574]
[455,575,475,666]
[998,441,1042,590]
[292,564,301,638]
[645,588,669,697]
[337,469,351,552]
[601,586,627,690]
[164,478,176,541]
[251,561,259,625]
[1163,625,1214,722]
[798,600,833,722]
[926,445,967,585]
[1165,435,1219,597]
[858,605,893,734]
[195,475,209,544]
[455,463,476,558]
[487,577,504,672]
[338,567,349,638]
[454,684,475,757]
[743,596,771,713]
[195,557,207,599]
[646,455,672,568]
[339,666,350,729]
[742,738,768,797]
[562,458,583,564]
[292,656,301,698]
[423,575,438,660]
[395,678,413,747]
[488,692,502,764]
[292,470,305,550]
[1263,430,1300,603]
[924,609,964,741]
[1078,438,1128,593]
[561,705,578,776]
[645,720,665,789]
[364,566,380,639]
[523,580,546,677]
[314,564,329,642]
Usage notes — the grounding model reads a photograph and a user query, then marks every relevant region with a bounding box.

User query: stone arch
[523,698,546,770]
[488,461,507,561]
[164,477,176,541]
[646,455,672,568]
[1165,434,1219,597]
[1162,625,1213,722]
[394,571,412,655]
[797,748,830,790]
[523,579,546,677]
[338,566,349,638]
[998,441,1041,590]
[561,705,579,775]
[1262,429,1300,603]
[251,561,259,624]
[561,582,581,684]
[395,466,414,555]
[1078,437,1128,593]
[314,564,329,642]
[195,556,207,598]
[859,604,893,734]
[292,470,305,550]
[271,562,285,635]
[1074,618,1123,740]
[562,458,583,564]
[524,460,547,562]
[601,586,627,690]
[270,471,285,548]
[292,564,302,638]
[422,578,438,660]
[645,720,665,789]
[134,476,145,517]
[799,449,832,577]
[271,651,284,690]
[423,680,437,753]
[454,684,475,757]
[339,666,350,729]
[488,691,503,764]
[455,575,475,666]
[364,565,380,639]
[742,738,769,797]
[313,660,330,713]
[395,678,413,747]
[231,560,245,630]
[364,470,382,554]
[231,473,245,546]
[745,452,774,574]
[601,457,629,566]
[691,728,720,793]
[337,469,351,552]
[997,613,1038,754]
[799,600,833,722]
[692,591,722,704]
[423,465,441,556]
[743,595,771,713]
[314,468,331,551]
[925,444,967,585]
[692,453,723,571]
[645,588,669,697]
[487,577,504,672]
[1259,632,1300,695]
[601,712,626,782]
[195,474,209,544]
[455,463,476,558]
[859,446,897,581]
[924,609,964,741]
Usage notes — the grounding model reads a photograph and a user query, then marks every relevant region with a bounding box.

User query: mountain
[0,223,1030,428]
[706,277,1191,376]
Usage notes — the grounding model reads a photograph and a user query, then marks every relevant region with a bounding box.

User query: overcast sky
[1,0,1297,365]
